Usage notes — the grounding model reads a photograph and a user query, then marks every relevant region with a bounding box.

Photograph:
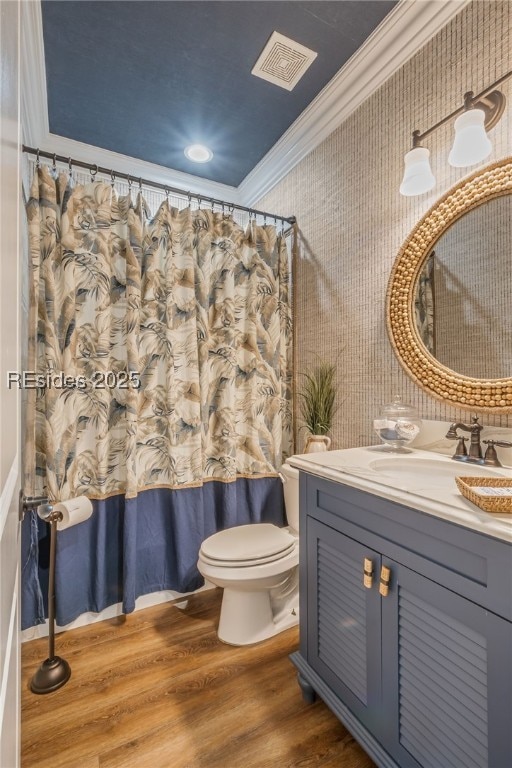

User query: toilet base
[217,586,299,646]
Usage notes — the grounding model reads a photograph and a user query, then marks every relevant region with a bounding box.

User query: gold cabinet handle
[363,557,374,589]
[379,565,391,597]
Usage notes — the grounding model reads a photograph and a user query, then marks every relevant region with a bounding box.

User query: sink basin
[368,457,505,489]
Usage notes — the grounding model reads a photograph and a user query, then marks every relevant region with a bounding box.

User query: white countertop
[287,445,512,544]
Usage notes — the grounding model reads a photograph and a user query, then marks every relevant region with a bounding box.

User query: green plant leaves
[298,362,337,436]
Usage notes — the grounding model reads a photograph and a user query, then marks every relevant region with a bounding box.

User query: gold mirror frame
[387,156,512,413]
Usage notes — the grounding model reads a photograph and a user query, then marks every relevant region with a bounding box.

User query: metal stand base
[30,514,72,695]
[30,656,71,694]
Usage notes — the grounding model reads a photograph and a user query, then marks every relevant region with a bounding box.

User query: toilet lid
[200,523,295,563]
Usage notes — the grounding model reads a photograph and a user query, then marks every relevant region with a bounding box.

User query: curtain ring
[52,153,57,172]
[110,169,116,188]
[68,157,73,174]
[127,175,132,190]
[211,198,215,212]
[187,192,192,207]
[263,214,267,225]
[198,196,202,209]
[164,187,170,200]
[35,149,40,168]
[138,177,143,192]
[90,164,98,181]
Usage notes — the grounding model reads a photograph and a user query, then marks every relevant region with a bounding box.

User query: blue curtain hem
[21,476,284,630]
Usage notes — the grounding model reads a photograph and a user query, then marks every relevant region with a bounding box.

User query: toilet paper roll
[54,496,93,531]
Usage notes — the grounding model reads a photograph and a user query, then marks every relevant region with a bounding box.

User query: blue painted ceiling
[42,1,397,187]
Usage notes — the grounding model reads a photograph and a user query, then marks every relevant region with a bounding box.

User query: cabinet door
[306,517,382,733]
[382,562,512,768]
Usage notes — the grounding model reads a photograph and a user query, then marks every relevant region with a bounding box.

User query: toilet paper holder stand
[22,492,71,695]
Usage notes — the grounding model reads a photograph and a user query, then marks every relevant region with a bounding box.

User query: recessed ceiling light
[184,144,213,163]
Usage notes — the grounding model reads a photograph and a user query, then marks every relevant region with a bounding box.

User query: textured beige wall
[257,0,512,450]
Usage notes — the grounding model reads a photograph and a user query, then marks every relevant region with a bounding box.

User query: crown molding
[21,0,471,208]
[238,0,472,206]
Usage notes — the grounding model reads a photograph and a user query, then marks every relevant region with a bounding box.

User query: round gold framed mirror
[387,156,512,413]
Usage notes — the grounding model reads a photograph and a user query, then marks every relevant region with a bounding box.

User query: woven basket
[456,477,512,514]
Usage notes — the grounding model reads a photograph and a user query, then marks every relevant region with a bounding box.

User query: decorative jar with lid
[373,395,422,449]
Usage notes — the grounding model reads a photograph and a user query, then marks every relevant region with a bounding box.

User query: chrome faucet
[446,416,484,463]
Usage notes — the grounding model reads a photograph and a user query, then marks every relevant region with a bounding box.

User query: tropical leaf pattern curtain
[25,167,292,502]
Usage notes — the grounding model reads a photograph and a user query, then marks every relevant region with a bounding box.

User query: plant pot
[304,435,331,453]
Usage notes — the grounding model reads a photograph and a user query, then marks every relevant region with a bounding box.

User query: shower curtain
[22,166,292,629]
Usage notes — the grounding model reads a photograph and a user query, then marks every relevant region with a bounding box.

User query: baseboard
[21,582,215,642]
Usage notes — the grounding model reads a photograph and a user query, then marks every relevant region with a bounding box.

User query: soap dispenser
[374,395,421,449]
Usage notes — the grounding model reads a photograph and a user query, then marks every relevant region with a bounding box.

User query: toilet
[197,461,300,645]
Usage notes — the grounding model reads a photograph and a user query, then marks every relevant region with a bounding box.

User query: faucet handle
[482,439,512,467]
[454,436,468,458]
[446,424,459,439]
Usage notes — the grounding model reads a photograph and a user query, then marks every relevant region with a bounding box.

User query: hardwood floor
[21,589,376,768]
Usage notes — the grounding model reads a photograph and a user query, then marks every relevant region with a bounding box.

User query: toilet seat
[198,542,299,582]
[199,523,295,568]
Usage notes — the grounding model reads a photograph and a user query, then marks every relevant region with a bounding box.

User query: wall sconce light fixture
[400,69,511,197]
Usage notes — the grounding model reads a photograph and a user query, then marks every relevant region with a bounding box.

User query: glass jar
[373,395,422,449]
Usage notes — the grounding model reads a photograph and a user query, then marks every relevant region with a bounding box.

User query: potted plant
[298,360,337,453]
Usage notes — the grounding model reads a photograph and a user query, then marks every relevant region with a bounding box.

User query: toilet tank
[280,462,300,532]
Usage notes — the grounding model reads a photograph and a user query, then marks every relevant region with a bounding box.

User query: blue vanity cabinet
[305,517,383,737]
[381,561,512,768]
[292,470,512,768]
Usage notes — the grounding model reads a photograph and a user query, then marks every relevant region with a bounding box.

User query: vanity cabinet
[292,471,512,768]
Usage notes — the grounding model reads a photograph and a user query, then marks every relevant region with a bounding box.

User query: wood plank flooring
[21,589,376,768]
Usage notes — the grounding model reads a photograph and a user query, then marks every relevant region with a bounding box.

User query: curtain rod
[22,145,296,226]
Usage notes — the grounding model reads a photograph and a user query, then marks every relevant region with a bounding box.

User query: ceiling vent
[251,31,317,91]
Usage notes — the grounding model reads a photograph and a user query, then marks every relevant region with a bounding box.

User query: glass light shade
[448,109,492,168]
[399,147,436,197]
